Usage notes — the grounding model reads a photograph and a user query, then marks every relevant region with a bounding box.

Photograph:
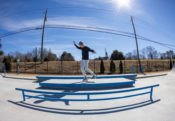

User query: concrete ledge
[137,74,167,79]
[5,76,36,80]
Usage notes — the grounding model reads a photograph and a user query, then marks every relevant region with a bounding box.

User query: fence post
[147,60,149,72]
[24,62,26,73]
[47,61,48,74]
[61,60,63,74]
[35,61,36,74]
[123,60,125,74]
[94,60,95,73]
[77,61,79,74]
[137,60,139,73]
[57,61,59,74]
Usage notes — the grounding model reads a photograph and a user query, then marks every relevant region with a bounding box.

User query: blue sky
[0,0,175,60]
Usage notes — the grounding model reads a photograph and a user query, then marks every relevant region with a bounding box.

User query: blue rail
[36,74,137,80]
[0,62,6,77]
[16,84,159,102]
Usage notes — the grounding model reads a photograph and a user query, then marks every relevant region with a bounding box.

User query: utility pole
[131,16,142,73]
[40,8,48,63]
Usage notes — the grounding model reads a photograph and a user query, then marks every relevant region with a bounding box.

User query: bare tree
[126,46,160,60]
[145,46,159,59]
[125,50,137,60]
[140,48,146,59]
[125,52,133,60]
[6,48,58,62]
[160,50,174,59]
[47,49,57,61]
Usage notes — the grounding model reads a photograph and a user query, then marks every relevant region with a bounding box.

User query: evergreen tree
[60,51,75,61]
[3,56,11,72]
[110,60,116,73]
[170,59,173,69]
[119,60,123,74]
[0,39,4,57]
[110,50,125,60]
[100,59,105,74]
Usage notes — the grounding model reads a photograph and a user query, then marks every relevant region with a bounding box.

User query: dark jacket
[74,44,95,60]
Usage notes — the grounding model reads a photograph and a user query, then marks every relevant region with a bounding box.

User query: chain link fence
[10,60,171,74]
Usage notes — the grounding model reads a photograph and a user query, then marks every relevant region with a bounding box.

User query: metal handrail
[16,84,159,102]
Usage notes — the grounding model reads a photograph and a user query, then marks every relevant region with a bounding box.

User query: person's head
[79,41,85,48]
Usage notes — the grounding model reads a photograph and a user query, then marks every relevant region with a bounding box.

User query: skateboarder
[73,41,96,82]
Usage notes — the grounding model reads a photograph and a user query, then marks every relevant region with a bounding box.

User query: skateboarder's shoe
[92,74,96,79]
[82,76,88,82]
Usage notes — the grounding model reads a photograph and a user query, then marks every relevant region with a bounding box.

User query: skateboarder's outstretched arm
[73,41,81,49]
[87,47,96,54]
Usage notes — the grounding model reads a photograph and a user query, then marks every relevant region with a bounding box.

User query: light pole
[40,8,48,63]
[131,16,143,73]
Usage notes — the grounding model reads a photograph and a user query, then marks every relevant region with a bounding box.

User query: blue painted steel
[39,81,135,88]
[24,91,150,102]
[16,84,159,95]
[150,87,153,101]
[0,62,6,77]
[15,84,159,102]
[87,94,90,100]
[22,90,26,101]
[36,74,137,80]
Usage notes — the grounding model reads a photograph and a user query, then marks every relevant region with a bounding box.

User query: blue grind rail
[36,74,137,80]
[15,84,159,102]
[39,81,135,88]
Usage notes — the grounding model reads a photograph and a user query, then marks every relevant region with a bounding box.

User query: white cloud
[51,0,100,8]
[0,16,98,31]
[0,0,151,33]
[0,18,43,31]
[47,16,97,26]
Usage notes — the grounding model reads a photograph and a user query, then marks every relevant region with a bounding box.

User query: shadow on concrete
[36,84,135,91]
[8,99,160,115]
[31,90,77,105]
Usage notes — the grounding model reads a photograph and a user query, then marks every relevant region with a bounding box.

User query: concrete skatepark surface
[0,66,175,121]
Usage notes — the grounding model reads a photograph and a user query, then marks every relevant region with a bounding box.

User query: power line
[0,25,134,38]
[0,25,175,50]
[137,36,175,50]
